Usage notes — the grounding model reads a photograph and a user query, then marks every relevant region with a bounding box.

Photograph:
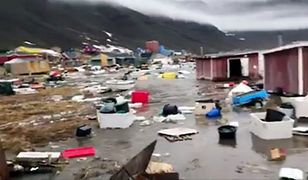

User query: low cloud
[55,0,308,31]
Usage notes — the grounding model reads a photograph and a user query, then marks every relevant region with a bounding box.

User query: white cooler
[250,112,294,140]
[97,111,135,129]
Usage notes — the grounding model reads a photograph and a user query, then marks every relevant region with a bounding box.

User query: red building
[263,42,308,95]
[145,40,160,53]
[195,51,263,81]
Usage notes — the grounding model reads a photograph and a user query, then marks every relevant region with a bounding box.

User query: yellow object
[162,72,177,79]
[5,60,50,75]
[100,53,109,67]
[15,46,43,54]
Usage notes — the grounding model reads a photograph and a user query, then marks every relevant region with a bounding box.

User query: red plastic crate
[131,91,150,104]
[62,147,96,159]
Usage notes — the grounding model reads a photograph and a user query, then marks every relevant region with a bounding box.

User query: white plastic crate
[250,112,294,140]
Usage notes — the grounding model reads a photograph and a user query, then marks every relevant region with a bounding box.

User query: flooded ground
[9,68,308,180]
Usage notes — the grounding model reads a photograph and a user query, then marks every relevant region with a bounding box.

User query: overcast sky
[58,0,308,31]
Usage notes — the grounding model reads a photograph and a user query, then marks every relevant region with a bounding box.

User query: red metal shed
[195,51,262,81]
[263,42,308,95]
[145,41,160,53]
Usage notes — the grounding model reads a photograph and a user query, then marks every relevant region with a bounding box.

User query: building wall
[248,53,259,78]
[264,48,299,94]
[196,58,211,80]
[303,47,308,94]
[212,57,228,80]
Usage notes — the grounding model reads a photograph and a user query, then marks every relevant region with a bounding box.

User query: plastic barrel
[218,125,237,140]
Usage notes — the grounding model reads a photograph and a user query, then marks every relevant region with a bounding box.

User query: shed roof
[263,41,308,55]
[195,50,260,60]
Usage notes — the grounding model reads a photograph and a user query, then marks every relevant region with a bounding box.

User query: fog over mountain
[55,0,308,31]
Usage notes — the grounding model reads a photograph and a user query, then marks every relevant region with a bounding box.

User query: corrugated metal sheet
[264,48,299,94]
[303,47,308,93]
[213,57,227,80]
[196,58,211,80]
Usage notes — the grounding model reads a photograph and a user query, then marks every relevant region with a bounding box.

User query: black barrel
[218,125,237,140]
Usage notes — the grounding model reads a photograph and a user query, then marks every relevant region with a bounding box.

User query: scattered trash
[140,120,152,126]
[161,72,177,79]
[178,106,195,114]
[129,103,143,109]
[229,121,239,127]
[72,95,85,102]
[269,148,286,161]
[105,79,135,91]
[50,95,63,102]
[292,127,308,136]
[76,125,92,137]
[16,152,61,162]
[178,70,190,75]
[279,168,304,180]
[135,116,146,121]
[281,95,308,119]
[86,115,97,121]
[110,140,179,180]
[146,161,174,174]
[158,127,198,142]
[62,147,96,159]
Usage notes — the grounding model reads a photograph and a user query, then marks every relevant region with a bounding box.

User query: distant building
[145,40,160,53]
[195,51,263,81]
[263,42,308,95]
[4,57,50,75]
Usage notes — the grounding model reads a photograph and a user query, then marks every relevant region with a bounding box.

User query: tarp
[15,46,60,57]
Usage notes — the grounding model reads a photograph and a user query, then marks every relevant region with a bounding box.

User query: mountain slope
[0,0,243,53]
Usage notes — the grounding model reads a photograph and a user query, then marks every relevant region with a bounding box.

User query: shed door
[241,58,249,76]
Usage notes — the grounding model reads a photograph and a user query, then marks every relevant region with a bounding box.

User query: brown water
[13,69,308,180]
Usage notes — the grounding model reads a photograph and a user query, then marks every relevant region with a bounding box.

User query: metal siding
[196,58,211,79]
[264,48,299,94]
[248,54,259,78]
[202,59,211,78]
[213,57,227,80]
[303,47,308,94]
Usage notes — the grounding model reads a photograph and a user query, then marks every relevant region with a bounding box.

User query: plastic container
[278,103,294,117]
[250,112,294,140]
[218,125,237,140]
[62,147,96,159]
[76,125,92,137]
[162,72,177,79]
[206,108,221,118]
[132,91,150,104]
[97,111,135,129]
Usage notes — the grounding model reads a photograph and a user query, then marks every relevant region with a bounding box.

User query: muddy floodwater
[13,70,308,180]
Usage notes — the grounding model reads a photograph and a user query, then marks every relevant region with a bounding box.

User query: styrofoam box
[250,112,295,140]
[97,111,135,129]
